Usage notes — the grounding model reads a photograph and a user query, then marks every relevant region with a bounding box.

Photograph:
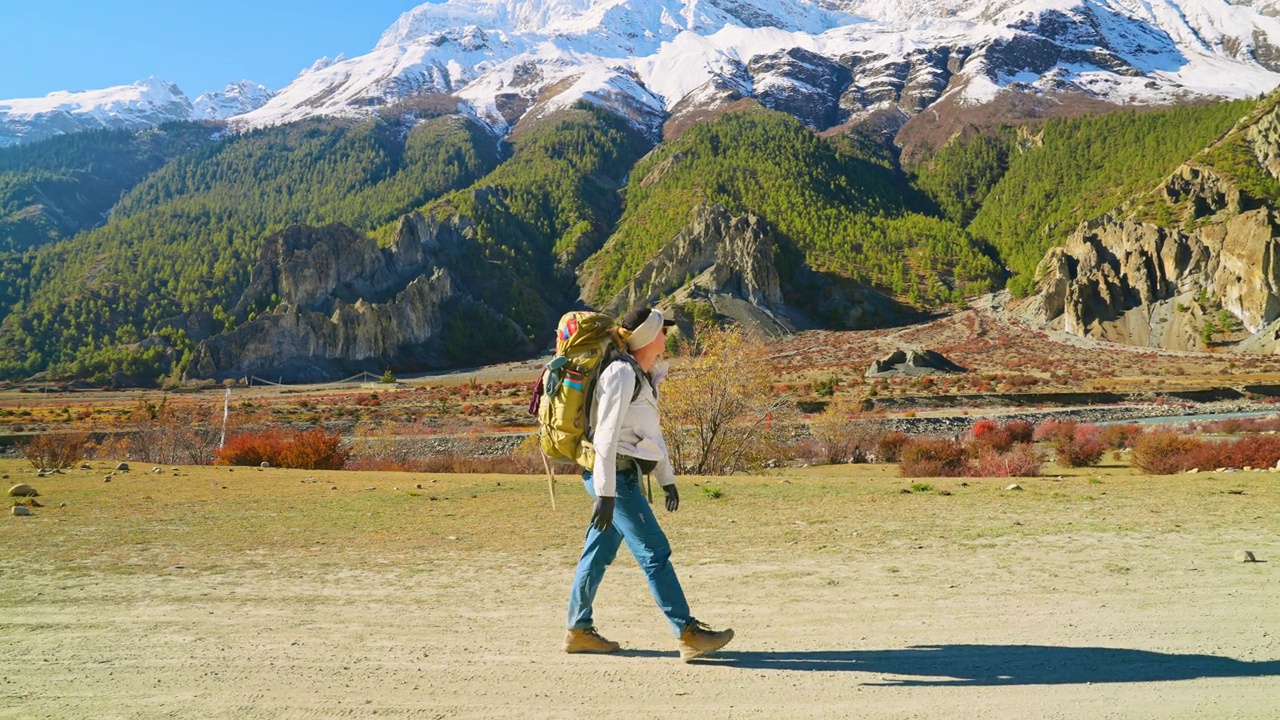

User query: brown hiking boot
[678,621,734,662]
[564,627,621,654]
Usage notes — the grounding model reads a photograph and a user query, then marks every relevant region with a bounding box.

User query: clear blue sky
[0,1,434,99]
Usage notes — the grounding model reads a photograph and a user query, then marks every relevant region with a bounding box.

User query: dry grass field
[2,457,1277,719]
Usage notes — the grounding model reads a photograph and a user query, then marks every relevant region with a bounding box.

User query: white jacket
[589,358,675,497]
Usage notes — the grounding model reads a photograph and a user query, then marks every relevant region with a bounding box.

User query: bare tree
[660,324,791,475]
[119,396,238,465]
[808,393,879,464]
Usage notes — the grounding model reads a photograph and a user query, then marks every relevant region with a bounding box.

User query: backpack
[530,311,642,471]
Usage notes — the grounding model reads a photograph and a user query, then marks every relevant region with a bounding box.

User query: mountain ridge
[233,0,1280,143]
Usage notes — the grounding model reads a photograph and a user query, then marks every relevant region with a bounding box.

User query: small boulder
[12,506,32,516]
[103,476,112,483]
[1186,468,1200,474]
[260,462,270,468]
[8,484,39,497]
[1005,483,1023,491]
[1235,550,1259,563]
[152,467,164,474]
[116,462,130,471]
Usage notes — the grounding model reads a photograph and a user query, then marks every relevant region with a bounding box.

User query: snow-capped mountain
[0,77,195,147]
[233,0,1280,138]
[192,81,276,120]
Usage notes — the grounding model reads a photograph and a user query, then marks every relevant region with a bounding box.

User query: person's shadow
[670,645,1280,686]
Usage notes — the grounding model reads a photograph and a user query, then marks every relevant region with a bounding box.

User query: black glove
[591,496,615,532]
[663,484,679,512]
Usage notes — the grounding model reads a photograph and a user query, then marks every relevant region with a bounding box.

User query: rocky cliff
[1028,159,1280,352]
[188,214,533,382]
[594,203,900,336]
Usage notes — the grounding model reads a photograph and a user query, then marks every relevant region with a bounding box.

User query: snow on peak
[0,76,188,118]
[192,81,276,120]
[377,0,857,47]
[0,77,195,146]
[240,0,1280,138]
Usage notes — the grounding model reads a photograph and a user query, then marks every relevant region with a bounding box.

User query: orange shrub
[1131,431,1203,474]
[1099,424,1143,450]
[1224,435,1280,469]
[215,429,287,467]
[276,428,349,470]
[19,431,91,469]
[214,428,347,469]
[875,432,910,463]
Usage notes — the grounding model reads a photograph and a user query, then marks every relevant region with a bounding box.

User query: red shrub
[1003,420,1035,444]
[1200,416,1280,434]
[1225,435,1280,469]
[1033,419,1064,442]
[1185,441,1232,472]
[971,419,1013,452]
[875,432,910,463]
[1053,424,1107,468]
[973,444,1044,477]
[899,438,971,477]
[971,419,1000,438]
[1131,431,1203,474]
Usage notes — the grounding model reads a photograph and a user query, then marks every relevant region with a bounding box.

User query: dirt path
[2,463,1277,718]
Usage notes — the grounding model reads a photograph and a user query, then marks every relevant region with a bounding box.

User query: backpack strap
[612,354,645,402]
[585,352,645,444]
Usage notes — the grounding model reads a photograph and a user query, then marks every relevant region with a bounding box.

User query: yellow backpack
[533,311,642,471]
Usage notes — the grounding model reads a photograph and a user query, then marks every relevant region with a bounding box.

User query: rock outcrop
[866,349,966,378]
[188,214,533,382]
[1027,163,1280,352]
[597,204,803,336]
[593,204,901,336]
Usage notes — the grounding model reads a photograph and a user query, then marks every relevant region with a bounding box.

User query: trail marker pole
[219,387,231,449]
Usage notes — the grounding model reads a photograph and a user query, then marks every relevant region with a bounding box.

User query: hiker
[564,306,735,662]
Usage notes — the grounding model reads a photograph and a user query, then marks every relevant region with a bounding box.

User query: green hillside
[0,123,217,253]
[932,100,1254,294]
[586,108,1001,308]
[0,114,499,382]
[0,91,1273,385]
[415,103,652,348]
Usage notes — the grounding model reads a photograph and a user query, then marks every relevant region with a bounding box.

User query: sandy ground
[2,463,1278,719]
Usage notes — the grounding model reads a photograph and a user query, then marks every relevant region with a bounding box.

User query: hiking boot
[564,627,621,654]
[678,621,734,662]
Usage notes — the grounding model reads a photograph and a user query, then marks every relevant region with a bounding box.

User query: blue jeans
[566,466,694,638]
